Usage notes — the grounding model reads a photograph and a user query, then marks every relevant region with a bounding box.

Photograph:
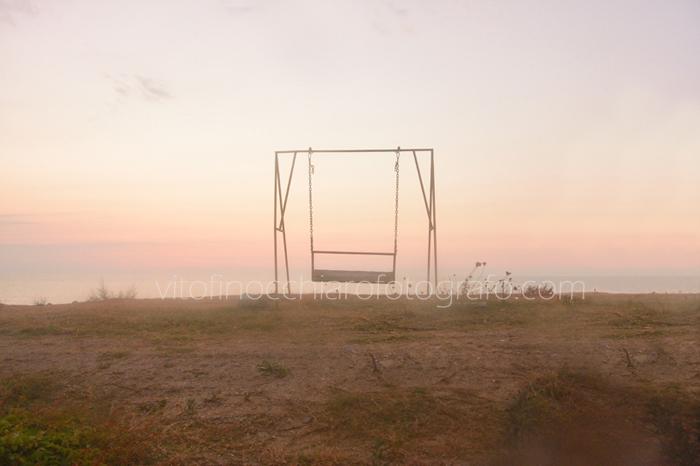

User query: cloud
[0,215,37,225]
[368,0,418,36]
[135,75,172,101]
[220,0,277,16]
[106,74,173,103]
[0,213,75,225]
[222,3,255,15]
[382,0,409,17]
[0,0,36,26]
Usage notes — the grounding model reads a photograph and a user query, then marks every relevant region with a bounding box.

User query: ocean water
[1,270,698,305]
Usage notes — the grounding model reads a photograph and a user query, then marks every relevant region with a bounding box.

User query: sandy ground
[0,293,698,464]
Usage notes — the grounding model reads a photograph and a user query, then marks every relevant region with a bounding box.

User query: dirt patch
[497,368,700,466]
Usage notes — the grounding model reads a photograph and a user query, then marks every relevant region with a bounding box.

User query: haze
[2,0,699,302]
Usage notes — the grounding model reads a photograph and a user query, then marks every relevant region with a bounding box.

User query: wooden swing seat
[312,269,395,284]
[311,250,396,284]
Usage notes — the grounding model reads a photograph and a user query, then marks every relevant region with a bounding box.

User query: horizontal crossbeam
[313,250,395,256]
[276,148,432,154]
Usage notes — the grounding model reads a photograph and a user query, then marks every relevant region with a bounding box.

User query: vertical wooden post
[274,152,279,294]
[276,160,290,293]
[431,149,438,291]
[280,153,297,294]
[308,148,315,278]
[426,194,432,294]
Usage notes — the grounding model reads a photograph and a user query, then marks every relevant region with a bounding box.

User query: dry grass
[321,386,498,463]
[0,293,698,464]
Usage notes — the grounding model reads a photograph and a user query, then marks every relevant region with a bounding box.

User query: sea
[1,269,698,305]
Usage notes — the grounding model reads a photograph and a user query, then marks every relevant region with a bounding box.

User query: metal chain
[308,148,398,259]
[308,149,314,252]
[393,149,400,254]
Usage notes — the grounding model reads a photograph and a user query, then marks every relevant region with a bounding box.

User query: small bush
[257,360,289,378]
[0,375,58,409]
[88,280,137,302]
[0,411,99,465]
[522,283,554,299]
[238,295,273,310]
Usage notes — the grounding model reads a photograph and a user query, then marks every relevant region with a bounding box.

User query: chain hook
[308,148,314,174]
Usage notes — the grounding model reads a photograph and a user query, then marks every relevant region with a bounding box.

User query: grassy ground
[0,293,698,464]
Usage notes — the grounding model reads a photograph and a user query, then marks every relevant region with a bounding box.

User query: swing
[272,147,437,296]
[308,150,400,284]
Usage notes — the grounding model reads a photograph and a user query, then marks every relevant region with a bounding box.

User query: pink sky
[2,0,699,283]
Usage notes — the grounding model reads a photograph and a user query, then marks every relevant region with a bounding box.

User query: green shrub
[0,411,97,465]
[257,360,289,378]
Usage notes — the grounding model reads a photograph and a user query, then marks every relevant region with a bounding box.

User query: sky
[1,0,700,296]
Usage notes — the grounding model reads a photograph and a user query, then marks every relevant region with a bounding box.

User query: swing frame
[273,148,437,294]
